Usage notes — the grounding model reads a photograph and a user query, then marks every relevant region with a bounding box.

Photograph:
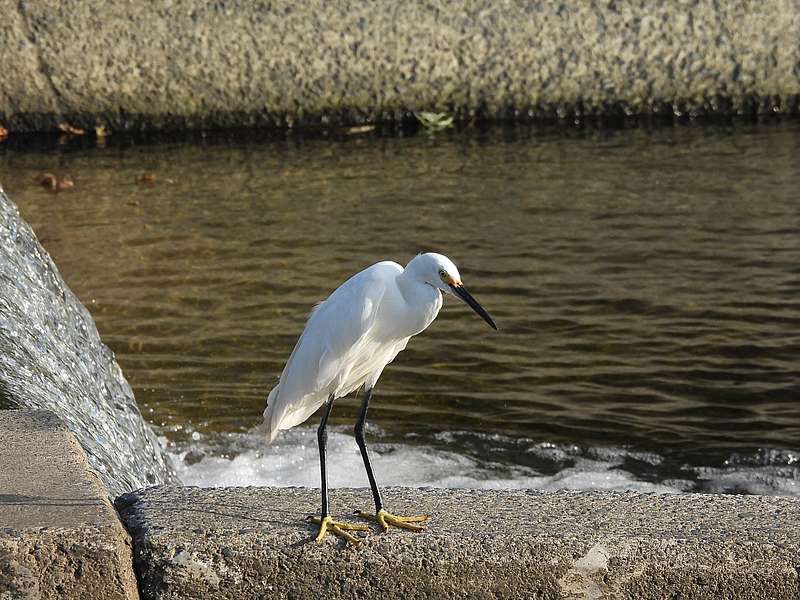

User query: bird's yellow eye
[438,269,447,280]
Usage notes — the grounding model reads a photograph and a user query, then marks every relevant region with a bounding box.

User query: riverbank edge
[0,410,138,600]
[1,0,798,133]
[2,410,799,599]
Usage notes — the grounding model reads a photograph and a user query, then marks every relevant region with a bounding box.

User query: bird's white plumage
[263,254,459,442]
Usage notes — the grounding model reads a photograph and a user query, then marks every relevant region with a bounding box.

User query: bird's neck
[397,266,428,299]
[396,270,442,336]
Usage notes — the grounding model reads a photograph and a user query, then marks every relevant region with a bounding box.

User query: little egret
[263,252,497,544]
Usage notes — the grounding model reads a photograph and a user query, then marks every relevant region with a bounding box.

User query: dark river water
[2,122,798,495]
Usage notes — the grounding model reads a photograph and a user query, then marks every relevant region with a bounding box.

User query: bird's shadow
[129,498,381,546]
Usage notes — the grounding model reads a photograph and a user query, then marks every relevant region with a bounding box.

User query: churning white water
[166,427,799,496]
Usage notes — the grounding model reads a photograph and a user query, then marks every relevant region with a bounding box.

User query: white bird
[263,252,497,544]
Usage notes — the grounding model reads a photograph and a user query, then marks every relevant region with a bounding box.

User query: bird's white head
[407,252,462,293]
[405,252,497,330]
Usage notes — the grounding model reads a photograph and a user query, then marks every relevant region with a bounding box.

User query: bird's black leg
[317,395,335,518]
[354,387,430,533]
[310,395,369,545]
[354,387,383,511]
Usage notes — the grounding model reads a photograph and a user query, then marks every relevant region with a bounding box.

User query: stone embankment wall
[1,0,798,132]
[0,411,138,600]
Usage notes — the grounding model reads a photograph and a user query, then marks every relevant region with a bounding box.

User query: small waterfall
[0,186,178,496]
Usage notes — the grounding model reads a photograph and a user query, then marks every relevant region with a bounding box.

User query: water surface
[2,122,798,494]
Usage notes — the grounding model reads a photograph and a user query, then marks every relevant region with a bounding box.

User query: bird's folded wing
[268,266,394,425]
[311,273,389,393]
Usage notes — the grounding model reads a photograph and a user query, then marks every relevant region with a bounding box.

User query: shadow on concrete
[0,493,104,507]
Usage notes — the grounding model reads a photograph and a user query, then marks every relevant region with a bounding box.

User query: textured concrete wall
[3,410,800,599]
[0,410,139,600]
[117,485,800,600]
[0,0,798,132]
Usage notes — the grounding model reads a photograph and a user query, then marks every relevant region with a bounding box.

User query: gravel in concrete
[0,410,139,600]
[0,0,798,132]
[117,485,800,599]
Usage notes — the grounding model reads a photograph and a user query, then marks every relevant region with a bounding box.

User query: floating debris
[95,126,109,147]
[57,122,85,136]
[415,111,454,131]
[35,173,74,192]
[137,173,156,185]
[0,126,8,141]
[37,173,58,191]
[344,125,376,135]
[56,175,74,192]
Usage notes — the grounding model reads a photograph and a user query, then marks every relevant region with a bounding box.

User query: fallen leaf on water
[57,122,85,136]
[35,173,74,192]
[137,173,156,184]
[95,126,109,138]
[0,126,8,141]
[37,173,58,191]
[345,125,376,135]
[56,175,74,191]
[415,111,454,131]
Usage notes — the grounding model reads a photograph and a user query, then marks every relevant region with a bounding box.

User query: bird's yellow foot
[307,515,370,545]
[356,508,431,532]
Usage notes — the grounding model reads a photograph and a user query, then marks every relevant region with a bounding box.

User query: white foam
[694,466,800,496]
[167,427,680,493]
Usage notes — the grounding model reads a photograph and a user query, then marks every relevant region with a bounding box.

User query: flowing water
[1,121,798,495]
[0,188,176,496]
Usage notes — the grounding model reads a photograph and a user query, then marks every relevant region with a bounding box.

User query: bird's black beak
[450,283,497,330]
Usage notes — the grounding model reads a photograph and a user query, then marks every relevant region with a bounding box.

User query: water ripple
[2,123,799,492]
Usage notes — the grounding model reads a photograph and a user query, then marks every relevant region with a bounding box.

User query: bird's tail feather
[262,385,281,444]
[263,385,329,444]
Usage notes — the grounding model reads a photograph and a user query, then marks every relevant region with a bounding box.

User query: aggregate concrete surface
[117,485,800,599]
[0,410,138,600]
[0,0,798,132]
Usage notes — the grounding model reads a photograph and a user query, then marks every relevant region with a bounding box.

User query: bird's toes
[383,515,426,532]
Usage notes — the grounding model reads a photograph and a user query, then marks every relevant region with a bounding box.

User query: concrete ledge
[117,485,800,599]
[0,410,138,600]
[1,0,799,132]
